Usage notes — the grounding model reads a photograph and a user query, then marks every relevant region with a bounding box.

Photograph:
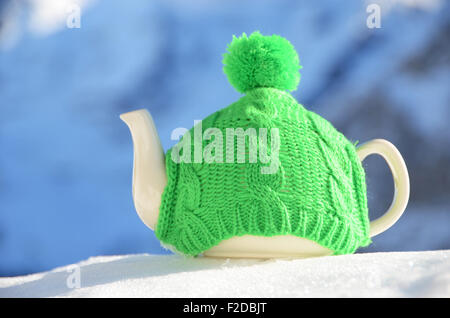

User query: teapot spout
[120,109,167,230]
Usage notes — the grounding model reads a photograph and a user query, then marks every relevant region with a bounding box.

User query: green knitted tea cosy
[155,32,371,256]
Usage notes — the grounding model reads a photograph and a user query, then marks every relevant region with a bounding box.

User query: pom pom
[223,31,302,93]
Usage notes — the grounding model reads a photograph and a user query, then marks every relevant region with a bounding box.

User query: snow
[1,250,449,297]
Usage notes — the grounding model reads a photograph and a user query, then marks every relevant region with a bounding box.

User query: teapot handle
[356,139,410,238]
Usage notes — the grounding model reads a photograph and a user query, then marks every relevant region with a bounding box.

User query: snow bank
[1,250,449,297]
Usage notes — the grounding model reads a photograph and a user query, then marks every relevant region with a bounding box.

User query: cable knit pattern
[155,88,371,256]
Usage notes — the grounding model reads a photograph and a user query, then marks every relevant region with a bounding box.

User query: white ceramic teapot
[120,109,410,259]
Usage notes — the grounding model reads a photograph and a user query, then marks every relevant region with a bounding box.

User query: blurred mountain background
[0,0,449,276]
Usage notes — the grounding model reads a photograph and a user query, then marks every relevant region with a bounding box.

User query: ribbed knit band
[155,88,371,256]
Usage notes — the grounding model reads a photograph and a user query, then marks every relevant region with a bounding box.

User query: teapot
[120,32,410,259]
